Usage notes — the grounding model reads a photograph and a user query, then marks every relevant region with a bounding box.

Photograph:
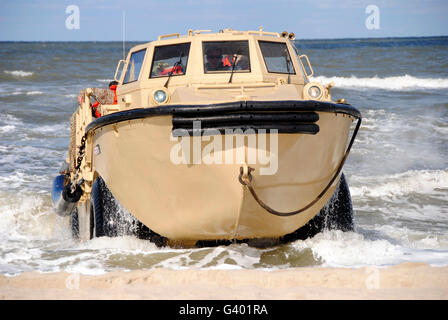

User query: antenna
[122,11,126,60]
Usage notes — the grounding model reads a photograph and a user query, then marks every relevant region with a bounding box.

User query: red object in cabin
[109,84,118,105]
[158,65,183,76]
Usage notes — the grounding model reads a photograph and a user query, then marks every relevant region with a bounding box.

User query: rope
[238,116,362,217]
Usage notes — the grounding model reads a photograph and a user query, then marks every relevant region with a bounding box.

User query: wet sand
[1,262,447,300]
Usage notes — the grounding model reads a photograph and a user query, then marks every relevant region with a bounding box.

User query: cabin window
[123,49,146,84]
[203,41,250,73]
[259,41,295,74]
[150,43,191,78]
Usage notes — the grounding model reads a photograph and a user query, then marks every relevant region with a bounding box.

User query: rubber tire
[69,179,113,239]
[91,176,128,238]
[91,178,106,237]
[281,172,354,243]
[70,208,79,239]
[69,206,94,239]
[90,176,167,246]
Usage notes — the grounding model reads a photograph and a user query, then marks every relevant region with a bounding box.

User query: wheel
[281,172,354,243]
[69,206,94,239]
[91,176,141,237]
[90,176,167,246]
[322,172,354,232]
[90,177,119,237]
[70,207,79,239]
[90,178,106,237]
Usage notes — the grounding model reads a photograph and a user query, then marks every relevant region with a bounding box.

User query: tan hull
[91,112,353,241]
[58,29,362,244]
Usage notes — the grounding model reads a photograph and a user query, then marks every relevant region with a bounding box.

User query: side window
[203,41,250,73]
[123,49,146,84]
[150,43,191,78]
[259,41,295,74]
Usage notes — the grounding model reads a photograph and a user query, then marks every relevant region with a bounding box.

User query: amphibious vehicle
[52,28,361,247]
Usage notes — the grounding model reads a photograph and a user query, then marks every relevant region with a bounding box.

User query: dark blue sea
[0,37,447,275]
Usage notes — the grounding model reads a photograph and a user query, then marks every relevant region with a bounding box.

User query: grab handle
[114,59,127,82]
[158,33,180,40]
[299,54,314,78]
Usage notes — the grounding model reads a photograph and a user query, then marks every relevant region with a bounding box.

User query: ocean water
[0,37,447,276]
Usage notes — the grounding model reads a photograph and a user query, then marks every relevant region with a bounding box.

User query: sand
[1,262,447,300]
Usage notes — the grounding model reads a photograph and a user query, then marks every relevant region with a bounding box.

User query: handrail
[299,54,314,78]
[247,30,280,37]
[194,29,213,34]
[158,33,180,41]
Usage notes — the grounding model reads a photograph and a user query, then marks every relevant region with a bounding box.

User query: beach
[1,262,447,300]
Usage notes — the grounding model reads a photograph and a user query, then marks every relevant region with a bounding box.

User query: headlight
[153,90,168,104]
[303,82,325,100]
[308,85,322,99]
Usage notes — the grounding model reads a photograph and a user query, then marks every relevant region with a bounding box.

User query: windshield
[203,41,250,73]
[150,43,191,78]
[259,41,295,74]
[123,49,146,84]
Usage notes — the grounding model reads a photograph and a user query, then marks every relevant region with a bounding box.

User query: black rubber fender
[62,184,83,203]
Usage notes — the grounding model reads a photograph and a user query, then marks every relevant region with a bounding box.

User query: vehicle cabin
[113,28,322,109]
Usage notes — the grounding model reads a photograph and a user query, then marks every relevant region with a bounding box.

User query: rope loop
[238,117,361,217]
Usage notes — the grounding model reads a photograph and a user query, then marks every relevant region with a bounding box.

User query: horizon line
[1,34,447,43]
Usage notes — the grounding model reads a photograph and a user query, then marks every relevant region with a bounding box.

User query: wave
[25,91,43,95]
[0,171,50,191]
[311,74,448,90]
[0,193,56,255]
[0,125,16,134]
[350,169,448,198]
[0,114,23,126]
[0,90,43,97]
[292,230,448,267]
[292,230,403,267]
[4,70,34,78]
[96,79,114,83]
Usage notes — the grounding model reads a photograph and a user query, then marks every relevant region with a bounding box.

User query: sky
[0,0,447,41]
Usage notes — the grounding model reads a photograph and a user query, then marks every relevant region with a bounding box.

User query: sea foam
[4,70,34,77]
[0,125,16,133]
[96,79,114,83]
[350,169,448,198]
[26,91,43,95]
[311,74,448,90]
